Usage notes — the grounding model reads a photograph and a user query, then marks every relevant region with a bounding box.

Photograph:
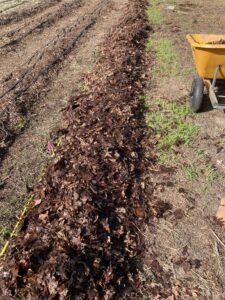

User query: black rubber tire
[190,76,204,113]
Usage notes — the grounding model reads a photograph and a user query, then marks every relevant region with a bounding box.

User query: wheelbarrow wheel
[190,76,204,113]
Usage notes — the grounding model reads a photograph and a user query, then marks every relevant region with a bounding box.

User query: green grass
[79,82,89,92]
[145,99,199,163]
[166,0,176,5]
[146,0,163,26]
[14,118,28,131]
[182,164,198,181]
[203,165,219,184]
[146,0,178,78]
[147,35,178,77]
[182,161,220,184]
[0,227,10,245]
[196,149,205,158]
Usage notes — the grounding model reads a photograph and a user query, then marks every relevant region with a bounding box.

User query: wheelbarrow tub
[187,34,225,79]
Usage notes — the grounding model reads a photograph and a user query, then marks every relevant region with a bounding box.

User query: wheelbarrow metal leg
[204,79,225,109]
[212,64,221,89]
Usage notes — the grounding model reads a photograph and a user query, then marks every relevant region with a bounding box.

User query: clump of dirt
[0,0,152,298]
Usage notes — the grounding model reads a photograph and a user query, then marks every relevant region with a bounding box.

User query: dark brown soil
[0,0,151,298]
[208,39,225,45]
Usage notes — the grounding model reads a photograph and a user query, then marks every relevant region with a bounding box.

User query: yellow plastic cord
[0,194,34,257]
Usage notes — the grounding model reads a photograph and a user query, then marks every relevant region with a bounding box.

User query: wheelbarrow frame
[187,34,225,112]
[204,64,225,109]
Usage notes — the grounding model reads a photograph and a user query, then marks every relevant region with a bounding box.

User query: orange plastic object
[187,34,225,79]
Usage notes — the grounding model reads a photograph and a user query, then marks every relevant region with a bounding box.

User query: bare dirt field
[0,0,129,244]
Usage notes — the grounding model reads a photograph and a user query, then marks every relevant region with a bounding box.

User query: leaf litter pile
[0,0,152,298]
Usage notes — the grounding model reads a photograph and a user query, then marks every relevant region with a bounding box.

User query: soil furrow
[0,0,16,3]
[0,1,73,38]
[0,0,84,49]
[0,0,61,26]
[0,0,109,102]
[0,0,110,165]
[0,1,27,14]
[0,0,99,79]
[0,0,114,156]
[0,0,129,245]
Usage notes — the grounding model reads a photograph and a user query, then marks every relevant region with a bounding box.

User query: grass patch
[79,82,89,92]
[147,34,178,77]
[145,99,199,163]
[14,118,28,131]
[146,0,163,26]
[182,164,198,181]
[196,149,205,158]
[166,0,176,5]
[146,0,178,78]
[182,162,220,184]
[203,165,219,184]
[0,227,10,245]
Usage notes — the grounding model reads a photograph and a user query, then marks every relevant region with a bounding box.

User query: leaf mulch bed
[0,0,152,299]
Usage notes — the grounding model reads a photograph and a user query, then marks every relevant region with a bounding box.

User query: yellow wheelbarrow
[187,34,225,112]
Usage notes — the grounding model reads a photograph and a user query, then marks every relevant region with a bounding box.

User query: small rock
[166,5,175,11]
[2,271,10,279]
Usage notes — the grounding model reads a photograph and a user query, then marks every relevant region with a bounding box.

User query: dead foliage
[0,1,152,299]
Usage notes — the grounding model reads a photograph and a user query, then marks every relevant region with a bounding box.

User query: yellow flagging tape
[0,194,34,257]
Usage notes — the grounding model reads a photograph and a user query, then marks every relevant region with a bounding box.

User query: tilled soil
[0,0,62,25]
[0,0,151,298]
[0,0,87,77]
[0,0,84,49]
[0,0,127,244]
